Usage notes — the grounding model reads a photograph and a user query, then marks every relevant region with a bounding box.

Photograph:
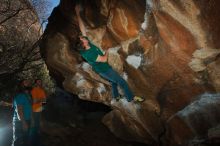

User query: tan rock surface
[40,0,220,145]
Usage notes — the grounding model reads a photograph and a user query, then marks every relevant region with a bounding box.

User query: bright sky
[42,0,60,30]
[49,0,60,14]
[51,0,60,7]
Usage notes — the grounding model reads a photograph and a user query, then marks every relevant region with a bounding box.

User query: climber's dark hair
[75,35,89,52]
[80,35,89,40]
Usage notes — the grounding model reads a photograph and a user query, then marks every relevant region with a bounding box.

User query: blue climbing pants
[99,68,134,101]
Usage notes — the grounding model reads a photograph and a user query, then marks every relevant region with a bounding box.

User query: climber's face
[79,36,89,49]
[35,79,42,87]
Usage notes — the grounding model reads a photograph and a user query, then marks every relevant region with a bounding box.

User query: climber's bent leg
[99,68,134,101]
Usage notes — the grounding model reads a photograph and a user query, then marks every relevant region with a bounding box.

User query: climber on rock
[74,4,144,103]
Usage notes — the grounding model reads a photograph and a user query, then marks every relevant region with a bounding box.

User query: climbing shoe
[115,95,123,101]
[134,96,144,102]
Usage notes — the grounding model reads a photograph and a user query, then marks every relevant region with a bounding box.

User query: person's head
[35,79,42,87]
[21,79,31,87]
[76,35,90,51]
[16,79,30,93]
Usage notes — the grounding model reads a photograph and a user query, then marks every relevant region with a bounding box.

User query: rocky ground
[40,91,148,146]
[41,111,148,146]
[0,90,148,146]
[1,91,220,146]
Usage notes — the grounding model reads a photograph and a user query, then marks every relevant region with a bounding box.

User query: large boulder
[40,0,220,145]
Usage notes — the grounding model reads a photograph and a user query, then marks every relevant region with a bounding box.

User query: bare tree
[0,0,53,96]
[30,0,52,22]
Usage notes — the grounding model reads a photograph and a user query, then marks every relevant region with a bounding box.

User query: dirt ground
[0,97,148,146]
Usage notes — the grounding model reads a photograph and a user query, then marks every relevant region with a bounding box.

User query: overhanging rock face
[40,0,220,145]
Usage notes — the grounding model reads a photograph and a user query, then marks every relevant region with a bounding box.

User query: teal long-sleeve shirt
[80,42,111,73]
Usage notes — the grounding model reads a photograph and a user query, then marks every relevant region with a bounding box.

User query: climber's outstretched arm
[75,4,87,36]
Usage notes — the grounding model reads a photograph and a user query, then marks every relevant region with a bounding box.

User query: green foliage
[20,64,56,94]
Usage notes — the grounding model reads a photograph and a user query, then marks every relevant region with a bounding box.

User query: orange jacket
[31,87,46,112]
